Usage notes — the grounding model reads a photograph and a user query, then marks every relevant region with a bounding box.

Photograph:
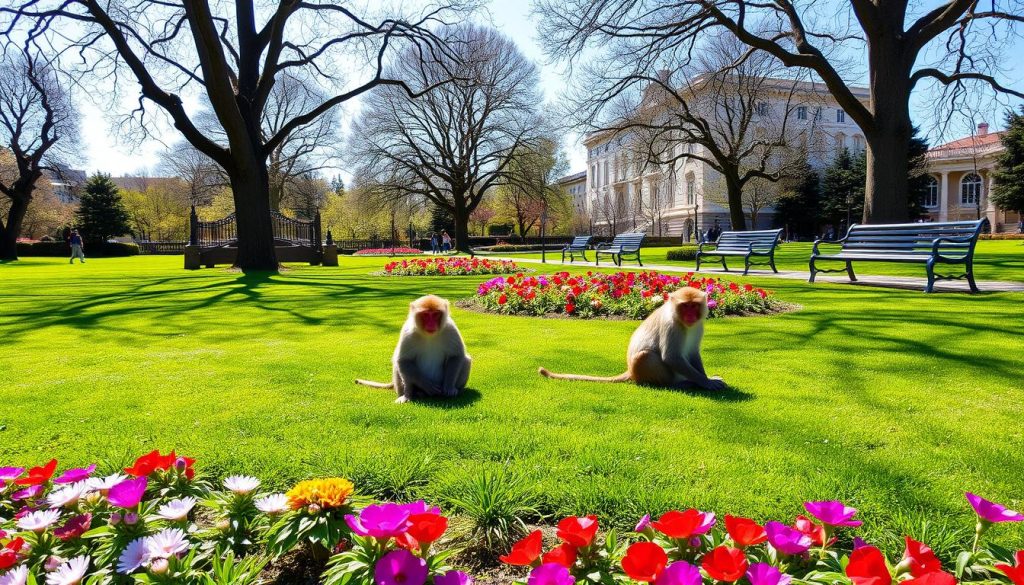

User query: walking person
[1018,218,1023,234]
[429,232,440,254]
[69,230,86,264]
[441,230,452,253]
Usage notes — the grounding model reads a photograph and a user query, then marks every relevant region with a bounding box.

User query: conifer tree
[992,107,1024,215]
[76,173,132,243]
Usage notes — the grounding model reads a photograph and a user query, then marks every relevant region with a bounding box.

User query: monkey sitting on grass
[356,295,472,403]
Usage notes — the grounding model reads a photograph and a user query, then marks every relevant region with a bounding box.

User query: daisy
[85,474,127,494]
[223,475,260,495]
[17,509,61,533]
[0,565,28,585]
[47,483,89,508]
[156,497,196,522]
[45,555,89,585]
[255,493,289,515]
[145,528,189,559]
[117,538,149,574]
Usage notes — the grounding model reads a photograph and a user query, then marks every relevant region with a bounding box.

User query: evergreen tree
[906,127,930,219]
[774,157,820,240]
[76,173,132,243]
[992,107,1024,214]
[330,175,346,197]
[428,204,455,235]
[820,148,865,232]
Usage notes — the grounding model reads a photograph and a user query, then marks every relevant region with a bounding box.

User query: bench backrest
[568,236,592,248]
[842,220,986,256]
[610,232,646,251]
[715,228,783,252]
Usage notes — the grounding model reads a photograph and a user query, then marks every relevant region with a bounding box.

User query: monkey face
[415,309,445,334]
[668,287,708,327]
[675,301,705,327]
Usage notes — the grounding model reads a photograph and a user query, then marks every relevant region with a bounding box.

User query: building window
[603,161,609,187]
[960,173,982,206]
[852,135,865,151]
[924,177,939,208]
[686,174,696,205]
[836,110,845,123]
[835,133,846,151]
[797,106,807,120]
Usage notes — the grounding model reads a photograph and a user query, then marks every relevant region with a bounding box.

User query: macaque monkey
[539,287,725,390]
[355,295,472,403]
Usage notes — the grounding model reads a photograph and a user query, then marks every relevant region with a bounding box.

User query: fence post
[188,205,198,246]
[314,211,323,252]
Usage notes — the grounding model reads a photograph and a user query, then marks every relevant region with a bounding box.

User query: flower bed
[472,271,785,319]
[354,247,424,256]
[382,257,529,276]
[0,453,1022,585]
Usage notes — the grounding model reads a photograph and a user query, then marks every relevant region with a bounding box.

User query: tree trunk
[725,175,748,230]
[229,162,278,271]
[453,206,471,254]
[0,195,31,261]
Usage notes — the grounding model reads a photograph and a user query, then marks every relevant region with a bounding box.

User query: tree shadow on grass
[642,382,754,402]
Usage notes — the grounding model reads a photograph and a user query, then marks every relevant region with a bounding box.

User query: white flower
[145,528,189,560]
[85,473,127,493]
[155,496,196,522]
[223,475,260,495]
[116,538,149,574]
[0,566,29,585]
[45,555,89,585]
[17,509,61,533]
[254,493,289,515]
[47,482,88,508]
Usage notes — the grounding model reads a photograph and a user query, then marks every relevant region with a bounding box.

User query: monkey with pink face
[539,286,725,390]
[356,295,472,403]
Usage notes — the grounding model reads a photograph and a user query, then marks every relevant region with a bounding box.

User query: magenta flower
[54,513,93,541]
[434,571,473,585]
[0,467,24,481]
[654,561,702,585]
[12,484,43,501]
[765,521,812,555]
[803,500,862,527]
[746,563,792,585]
[345,503,412,539]
[373,549,428,585]
[54,465,96,485]
[635,514,651,532]
[707,299,718,310]
[853,537,869,550]
[108,477,148,508]
[401,500,441,515]
[965,492,1024,523]
[527,563,575,585]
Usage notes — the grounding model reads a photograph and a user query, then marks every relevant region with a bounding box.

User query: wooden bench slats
[562,235,594,263]
[809,219,986,293]
[696,228,783,275]
[595,232,646,266]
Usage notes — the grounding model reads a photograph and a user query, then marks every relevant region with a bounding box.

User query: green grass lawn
[1,255,1022,550]
[503,240,1024,283]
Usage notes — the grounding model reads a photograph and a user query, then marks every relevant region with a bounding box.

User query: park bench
[808,219,987,293]
[595,232,646,266]
[561,235,594,263]
[695,228,783,275]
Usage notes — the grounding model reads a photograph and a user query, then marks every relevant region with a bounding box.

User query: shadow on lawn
[414,387,483,409]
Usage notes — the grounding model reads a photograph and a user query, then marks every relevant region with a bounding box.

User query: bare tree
[497,137,569,240]
[159,142,223,207]
[536,0,1023,224]
[0,44,78,260]
[8,1,468,270]
[348,24,545,253]
[469,201,496,235]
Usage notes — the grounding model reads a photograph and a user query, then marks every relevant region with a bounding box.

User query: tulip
[527,563,574,585]
[846,546,892,585]
[995,550,1024,585]
[541,543,578,569]
[556,515,598,548]
[108,477,148,509]
[701,546,748,582]
[896,537,942,577]
[803,500,862,527]
[621,542,668,582]
[500,530,543,566]
[724,515,767,547]
[764,521,812,555]
[745,563,792,585]
[373,549,428,585]
[651,509,715,540]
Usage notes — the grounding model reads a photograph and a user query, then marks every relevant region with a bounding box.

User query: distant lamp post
[694,203,700,243]
[540,203,549,264]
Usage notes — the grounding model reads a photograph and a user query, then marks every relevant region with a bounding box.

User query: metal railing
[189,206,322,251]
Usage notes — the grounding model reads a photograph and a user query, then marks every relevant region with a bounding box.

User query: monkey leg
[441,355,472,398]
[627,350,675,387]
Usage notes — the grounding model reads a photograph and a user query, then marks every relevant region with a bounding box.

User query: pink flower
[108,477,147,508]
[345,503,412,539]
[0,467,24,482]
[707,299,718,310]
[966,492,1024,523]
[374,549,428,585]
[654,561,702,585]
[635,514,651,532]
[12,484,43,501]
[803,501,862,527]
[765,521,812,555]
[54,465,96,485]
[54,514,92,541]
[434,571,473,585]
[527,563,575,585]
[746,563,792,585]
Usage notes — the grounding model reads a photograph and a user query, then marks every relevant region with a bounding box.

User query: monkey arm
[442,354,470,396]
[397,358,443,395]
[689,350,708,378]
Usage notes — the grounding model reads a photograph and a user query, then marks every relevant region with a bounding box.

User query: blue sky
[76,0,1023,177]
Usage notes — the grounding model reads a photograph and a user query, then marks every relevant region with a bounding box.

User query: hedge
[17,241,141,257]
[665,246,699,261]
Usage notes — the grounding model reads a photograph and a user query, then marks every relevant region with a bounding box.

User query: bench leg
[846,261,857,282]
[562,250,567,263]
[925,258,936,293]
[581,250,589,262]
[769,254,778,273]
[721,257,729,272]
[743,255,751,276]
[637,253,643,267]
[808,257,817,283]
[966,260,979,293]
[695,254,702,271]
[615,254,622,267]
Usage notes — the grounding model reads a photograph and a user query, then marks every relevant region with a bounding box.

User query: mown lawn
[0,254,1022,549]
[505,240,1024,283]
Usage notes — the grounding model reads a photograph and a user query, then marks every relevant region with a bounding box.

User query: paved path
[485,256,1024,293]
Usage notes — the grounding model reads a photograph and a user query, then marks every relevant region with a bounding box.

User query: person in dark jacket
[69,230,85,264]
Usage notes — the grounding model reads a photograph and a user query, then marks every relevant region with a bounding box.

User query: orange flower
[285,478,355,510]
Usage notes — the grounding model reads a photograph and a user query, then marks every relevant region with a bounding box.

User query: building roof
[929,131,1004,152]
[557,170,587,184]
[926,129,1005,163]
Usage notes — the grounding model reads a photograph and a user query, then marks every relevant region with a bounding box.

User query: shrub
[353,247,424,256]
[16,241,140,257]
[382,257,530,276]
[474,271,784,319]
[980,233,1024,240]
[666,246,699,261]
[442,466,541,553]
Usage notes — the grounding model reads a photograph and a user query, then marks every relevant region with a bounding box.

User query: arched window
[960,173,982,206]
[924,176,939,208]
[852,135,865,152]
[835,133,846,151]
[685,173,696,205]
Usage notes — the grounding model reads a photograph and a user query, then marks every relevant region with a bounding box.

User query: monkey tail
[354,379,395,389]
[537,367,631,383]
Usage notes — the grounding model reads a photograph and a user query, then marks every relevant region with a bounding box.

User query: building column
[986,173,998,230]
[938,171,949,222]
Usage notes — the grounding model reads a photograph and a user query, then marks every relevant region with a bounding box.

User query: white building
[582,79,869,240]
[557,171,587,215]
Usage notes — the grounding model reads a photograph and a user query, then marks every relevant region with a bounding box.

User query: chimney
[977,122,989,136]
[656,69,671,85]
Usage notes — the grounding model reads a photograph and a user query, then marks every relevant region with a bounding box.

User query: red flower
[498,294,508,305]
[556,515,598,548]
[565,302,575,313]
[0,538,25,570]
[846,546,893,585]
[724,515,767,547]
[407,513,448,544]
[651,509,709,539]
[621,542,668,582]
[701,546,748,582]
[500,530,543,566]
[542,543,578,568]
[995,550,1024,585]
[14,459,57,486]
[794,515,833,546]
[902,537,942,577]
[904,572,957,585]
[125,450,173,476]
